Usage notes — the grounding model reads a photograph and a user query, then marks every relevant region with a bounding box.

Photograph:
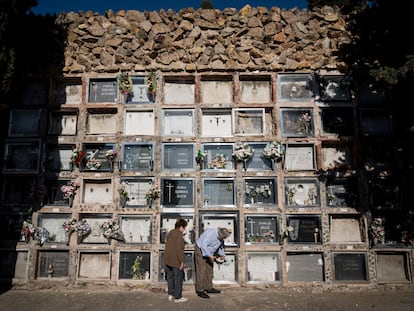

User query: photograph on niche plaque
[200,213,238,246]
[83,179,112,205]
[286,215,321,244]
[120,178,154,207]
[320,107,354,136]
[48,112,77,135]
[213,253,237,283]
[0,250,28,279]
[45,145,72,171]
[202,178,235,207]
[285,178,319,207]
[124,110,155,135]
[86,109,117,135]
[88,78,117,103]
[38,251,69,278]
[160,214,195,244]
[200,78,233,104]
[280,108,314,137]
[121,143,153,171]
[162,143,194,170]
[244,178,277,206]
[233,108,265,135]
[118,251,151,280]
[9,109,41,136]
[284,144,316,171]
[201,109,232,137]
[78,252,111,279]
[318,75,351,102]
[4,141,40,172]
[278,73,314,101]
[333,253,367,282]
[159,252,194,283]
[119,215,152,243]
[164,78,195,105]
[82,143,116,172]
[202,144,234,170]
[326,179,358,207]
[78,214,112,244]
[125,76,155,104]
[239,77,272,104]
[162,109,195,136]
[245,215,279,244]
[37,213,72,243]
[161,178,194,208]
[246,252,280,283]
[286,252,324,282]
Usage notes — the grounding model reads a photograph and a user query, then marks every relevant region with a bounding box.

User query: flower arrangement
[105,149,117,162]
[60,180,80,198]
[132,255,144,279]
[207,154,227,169]
[62,218,77,233]
[100,219,125,242]
[21,219,35,242]
[196,150,207,163]
[298,112,312,133]
[284,226,294,238]
[245,185,272,200]
[262,141,285,161]
[118,182,130,200]
[145,185,160,204]
[76,219,91,243]
[232,142,254,162]
[144,71,157,94]
[369,217,385,245]
[71,146,86,165]
[117,73,133,96]
[85,158,102,169]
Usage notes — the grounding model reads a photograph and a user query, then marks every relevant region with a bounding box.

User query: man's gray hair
[218,227,230,238]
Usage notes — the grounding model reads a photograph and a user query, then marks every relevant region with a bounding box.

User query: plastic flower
[71,146,86,164]
[117,73,133,96]
[232,142,254,162]
[85,158,102,169]
[145,185,161,201]
[105,149,117,161]
[262,141,285,160]
[207,154,227,169]
[101,219,125,242]
[60,180,80,198]
[62,218,77,232]
[118,182,130,200]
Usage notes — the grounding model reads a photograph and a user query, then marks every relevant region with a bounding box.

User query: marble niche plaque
[120,178,153,207]
[326,179,358,207]
[201,109,232,137]
[213,253,237,283]
[4,141,40,172]
[246,143,272,171]
[55,81,82,104]
[127,76,155,103]
[38,251,69,278]
[122,143,153,171]
[239,78,271,104]
[286,216,321,244]
[120,215,152,244]
[164,78,195,105]
[285,178,319,207]
[78,252,111,279]
[319,75,351,102]
[202,144,234,170]
[48,112,77,135]
[280,108,314,137]
[82,143,116,171]
[246,252,280,283]
[83,180,112,205]
[320,107,354,136]
[160,214,194,244]
[45,145,72,171]
[162,143,194,170]
[37,213,72,244]
[0,250,28,279]
[161,179,194,208]
[376,252,411,283]
[244,178,277,206]
[162,109,195,136]
[118,251,150,280]
[333,253,367,282]
[79,215,112,244]
[330,217,363,243]
[45,179,72,206]
[202,179,235,207]
[1,177,33,206]
[159,252,194,283]
[284,144,316,171]
[124,110,155,135]
[20,80,48,106]
[278,73,314,102]
[245,215,278,244]
[359,109,392,135]
[201,213,238,246]
[200,79,233,104]
[86,110,117,134]
[286,252,324,282]
[88,78,117,103]
[322,144,352,171]
[9,109,41,136]
[233,109,265,135]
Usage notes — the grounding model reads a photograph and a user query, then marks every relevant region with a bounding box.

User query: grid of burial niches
[4,72,394,285]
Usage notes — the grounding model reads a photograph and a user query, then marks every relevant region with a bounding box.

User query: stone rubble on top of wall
[56,4,351,74]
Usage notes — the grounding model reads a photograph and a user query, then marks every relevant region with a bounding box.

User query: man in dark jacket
[164,218,188,303]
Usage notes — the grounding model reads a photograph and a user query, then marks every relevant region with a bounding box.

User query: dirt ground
[0,283,413,311]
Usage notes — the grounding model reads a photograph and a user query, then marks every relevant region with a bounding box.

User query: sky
[31,0,308,15]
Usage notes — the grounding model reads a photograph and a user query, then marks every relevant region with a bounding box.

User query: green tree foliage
[200,0,214,9]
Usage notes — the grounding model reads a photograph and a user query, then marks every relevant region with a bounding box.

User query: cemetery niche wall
[0,5,413,290]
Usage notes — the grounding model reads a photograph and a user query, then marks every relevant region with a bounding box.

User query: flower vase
[107,238,112,245]
[120,197,127,208]
[65,230,73,245]
[271,159,276,171]
[250,197,255,204]
[243,160,247,171]
[68,197,73,207]
[147,198,153,208]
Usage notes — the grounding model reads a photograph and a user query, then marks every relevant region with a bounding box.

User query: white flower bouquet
[262,141,285,161]
[232,142,254,162]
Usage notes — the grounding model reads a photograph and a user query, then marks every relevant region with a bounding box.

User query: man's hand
[209,256,215,263]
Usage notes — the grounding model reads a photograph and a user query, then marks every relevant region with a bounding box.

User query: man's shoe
[206,288,221,294]
[174,297,188,303]
[197,291,210,298]
[168,295,174,301]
